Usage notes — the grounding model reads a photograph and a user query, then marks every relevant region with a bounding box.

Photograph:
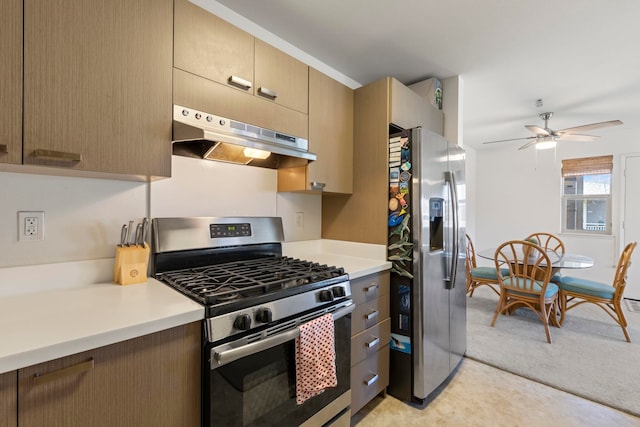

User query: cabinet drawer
[350,346,389,416]
[351,318,390,367]
[351,293,389,336]
[350,272,389,306]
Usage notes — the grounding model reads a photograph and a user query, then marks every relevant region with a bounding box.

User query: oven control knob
[255,308,273,323]
[233,314,252,331]
[331,286,346,298]
[319,289,334,302]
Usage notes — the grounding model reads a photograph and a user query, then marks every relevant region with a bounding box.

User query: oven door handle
[212,328,300,368]
[211,303,355,369]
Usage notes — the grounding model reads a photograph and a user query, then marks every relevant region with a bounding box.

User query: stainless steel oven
[152,217,353,427]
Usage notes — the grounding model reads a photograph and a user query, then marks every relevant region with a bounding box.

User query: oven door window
[205,316,351,427]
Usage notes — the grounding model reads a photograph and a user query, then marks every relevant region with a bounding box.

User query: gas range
[151,216,354,427]
[151,217,352,342]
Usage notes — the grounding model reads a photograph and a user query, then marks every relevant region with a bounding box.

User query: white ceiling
[202,0,640,149]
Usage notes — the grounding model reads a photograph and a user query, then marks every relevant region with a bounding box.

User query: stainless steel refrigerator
[387,127,466,403]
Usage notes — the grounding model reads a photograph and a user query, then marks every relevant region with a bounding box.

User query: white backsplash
[0,155,321,269]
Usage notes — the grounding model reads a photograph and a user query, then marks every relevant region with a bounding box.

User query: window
[561,155,613,234]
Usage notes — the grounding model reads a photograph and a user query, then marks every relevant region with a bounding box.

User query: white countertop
[282,239,392,279]
[0,240,390,374]
[0,261,203,374]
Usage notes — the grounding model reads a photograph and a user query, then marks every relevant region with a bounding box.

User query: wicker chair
[526,232,565,282]
[465,233,502,297]
[526,232,565,260]
[558,241,637,342]
[491,240,559,343]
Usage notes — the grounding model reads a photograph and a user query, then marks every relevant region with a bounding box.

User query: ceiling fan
[483,112,623,150]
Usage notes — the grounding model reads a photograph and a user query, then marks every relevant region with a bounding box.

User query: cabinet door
[308,68,353,193]
[277,69,353,194]
[0,0,22,165]
[0,371,17,427]
[174,0,254,93]
[23,0,173,177]
[18,323,201,427]
[255,39,309,114]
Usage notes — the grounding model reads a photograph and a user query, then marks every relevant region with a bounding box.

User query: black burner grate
[158,256,345,306]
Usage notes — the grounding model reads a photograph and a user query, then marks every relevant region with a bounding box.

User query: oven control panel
[210,223,252,238]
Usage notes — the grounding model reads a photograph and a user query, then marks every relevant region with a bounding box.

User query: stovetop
[156,255,347,317]
[151,217,351,323]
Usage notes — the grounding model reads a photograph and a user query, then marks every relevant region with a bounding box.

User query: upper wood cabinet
[0,371,17,427]
[22,0,173,177]
[254,39,308,114]
[322,77,443,243]
[0,0,22,166]
[17,323,200,427]
[174,0,254,93]
[278,68,353,194]
[173,0,309,121]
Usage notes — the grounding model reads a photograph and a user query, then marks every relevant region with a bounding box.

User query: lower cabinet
[350,271,391,415]
[17,322,201,427]
[0,371,17,427]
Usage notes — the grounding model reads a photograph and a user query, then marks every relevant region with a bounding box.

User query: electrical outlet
[18,211,45,241]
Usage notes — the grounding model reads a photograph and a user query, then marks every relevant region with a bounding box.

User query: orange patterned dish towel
[295,313,337,404]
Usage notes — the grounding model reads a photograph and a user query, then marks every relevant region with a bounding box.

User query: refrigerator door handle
[444,170,459,289]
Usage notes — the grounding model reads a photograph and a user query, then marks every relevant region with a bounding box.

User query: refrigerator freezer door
[411,128,451,399]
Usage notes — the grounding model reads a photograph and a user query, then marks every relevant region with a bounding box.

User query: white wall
[0,156,321,269]
[472,126,638,284]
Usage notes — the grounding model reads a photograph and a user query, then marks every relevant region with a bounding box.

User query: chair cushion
[558,276,615,299]
[470,267,509,280]
[550,273,562,284]
[503,277,559,298]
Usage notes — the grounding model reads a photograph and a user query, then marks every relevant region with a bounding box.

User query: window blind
[562,155,613,177]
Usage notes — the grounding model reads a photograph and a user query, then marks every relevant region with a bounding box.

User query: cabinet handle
[33,149,82,162]
[364,284,379,293]
[365,310,379,321]
[366,337,380,349]
[33,358,94,385]
[0,144,8,154]
[364,373,379,386]
[309,182,326,191]
[257,86,278,100]
[228,75,252,90]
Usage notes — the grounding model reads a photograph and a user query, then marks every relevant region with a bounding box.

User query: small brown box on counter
[113,243,150,285]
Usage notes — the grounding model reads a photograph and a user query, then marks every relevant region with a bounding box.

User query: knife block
[113,243,150,285]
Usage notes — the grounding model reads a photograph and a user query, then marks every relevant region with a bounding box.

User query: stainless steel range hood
[172,105,316,169]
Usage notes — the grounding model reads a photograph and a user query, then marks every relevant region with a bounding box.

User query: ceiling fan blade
[556,134,599,142]
[525,125,549,136]
[557,120,623,135]
[482,136,537,145]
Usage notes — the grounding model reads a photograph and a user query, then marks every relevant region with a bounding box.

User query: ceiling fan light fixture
[535,138,557,150]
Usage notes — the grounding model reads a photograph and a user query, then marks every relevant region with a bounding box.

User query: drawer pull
[33,358,94,385]
[365,310,379,321]
[258,86,278,99]
[366,337,380,349]
[33,149,82,162]
[0,144,8,154]
[364,373,379,387]
[364,284,379,293]
[228,75,252,90]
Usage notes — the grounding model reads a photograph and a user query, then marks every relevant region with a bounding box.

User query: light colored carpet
[466,286,640,417]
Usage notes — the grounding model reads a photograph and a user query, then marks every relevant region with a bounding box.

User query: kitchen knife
[126,220,134,246]
[119,224,128,247]
[135,223,143,247]
[141,217,149,246]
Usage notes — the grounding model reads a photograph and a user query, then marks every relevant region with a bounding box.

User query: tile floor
[351,358,640,427]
